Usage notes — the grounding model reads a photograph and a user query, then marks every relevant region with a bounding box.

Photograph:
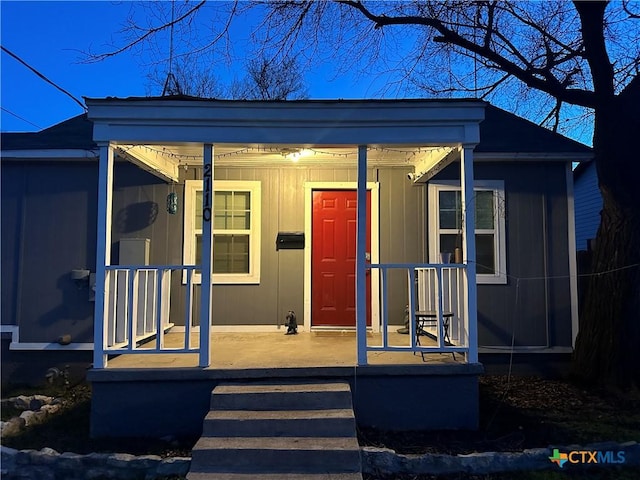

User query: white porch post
[356,145,368,365]
[199,144,214,367]
[461,145,479,363]
[93,143,114,369]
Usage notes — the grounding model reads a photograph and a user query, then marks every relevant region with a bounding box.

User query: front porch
[88,332,482,437]
[86,98,485,436]
[105,330,460,369]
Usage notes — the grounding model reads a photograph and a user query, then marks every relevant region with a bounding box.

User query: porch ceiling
[116,142,458,181]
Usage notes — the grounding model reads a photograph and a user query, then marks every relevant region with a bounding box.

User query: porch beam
[356,145,368,365]
[199,144,214,367]
[93,143,114,369]
[460,145,478,363]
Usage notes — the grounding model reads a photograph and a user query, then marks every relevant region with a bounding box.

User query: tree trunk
[571,77,640,388]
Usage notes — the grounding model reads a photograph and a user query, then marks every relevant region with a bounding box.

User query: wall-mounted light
[167,192,178,214]
[280,148,312,162]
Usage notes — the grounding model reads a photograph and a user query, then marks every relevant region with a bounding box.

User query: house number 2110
[203,163,212,223]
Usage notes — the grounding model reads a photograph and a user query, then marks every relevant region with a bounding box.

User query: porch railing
[100,265,198,355]
[367,263,470,359]
[96,263,472,365]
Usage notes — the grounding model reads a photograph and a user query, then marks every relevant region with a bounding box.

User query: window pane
[213,234,250,274]
[195,234,202,271]
[439,191,461,229]
[440,234,461,255]
[214,191,232,210]
[195,192,203,230]
[232,212,250,229]
[476,234,495,274]
[214,192,231,229]
[213,191,251,230]
[233,192,250,210]
[476,191,495,229]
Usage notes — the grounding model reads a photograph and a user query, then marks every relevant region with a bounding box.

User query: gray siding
[574,163,601,251]
[2,158,572,350]
[431,162,573,348]
[173,166,424,328]
[1,161,170,344]
[2,162,99,343]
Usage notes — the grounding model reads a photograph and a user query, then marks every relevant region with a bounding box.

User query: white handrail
[100,265,199,358]
[366,263,470,361]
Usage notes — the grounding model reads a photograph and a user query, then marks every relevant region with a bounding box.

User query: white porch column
[461,145,479,363]
[356,145,368,365]
[199,144,214,367]
[93,143,114,369]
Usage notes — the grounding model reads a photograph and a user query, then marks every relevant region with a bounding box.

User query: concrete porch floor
[105,330,462,369]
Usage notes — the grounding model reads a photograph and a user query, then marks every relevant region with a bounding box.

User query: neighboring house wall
[430,162,573,349]
[574,162,601,251]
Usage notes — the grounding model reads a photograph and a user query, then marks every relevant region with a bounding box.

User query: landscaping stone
[0,441,637,479]
[1,395,60,439]
[156,456,191,477]
[28,395,53,411]
[39,404,61,415]
[0,447,192,480]
[12,396,32,410]
[362,441,640,475]
[0,417,25,437]
[19,410,47,428]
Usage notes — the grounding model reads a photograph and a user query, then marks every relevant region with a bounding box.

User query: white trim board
[1,325,93,350]
[171,325,302,333]
[1,149,98,159]
[303,182,381,333]
[479,346,573,354]
[565,163,580,347]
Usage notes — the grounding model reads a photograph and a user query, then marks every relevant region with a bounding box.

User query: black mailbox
[276,232,305,250]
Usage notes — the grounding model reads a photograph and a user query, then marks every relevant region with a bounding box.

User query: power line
[1,45,87,112]
[1,107,42,129]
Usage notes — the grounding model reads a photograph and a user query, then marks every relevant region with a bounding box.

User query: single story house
[1,98,592,436]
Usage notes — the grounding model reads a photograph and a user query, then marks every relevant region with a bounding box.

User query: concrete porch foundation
[88,332,482,438]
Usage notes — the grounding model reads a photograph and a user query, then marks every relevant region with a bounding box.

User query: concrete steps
[187,382,362,480]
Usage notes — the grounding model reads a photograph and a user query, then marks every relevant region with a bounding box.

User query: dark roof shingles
[1,114,95,151]
[477,105,591,153]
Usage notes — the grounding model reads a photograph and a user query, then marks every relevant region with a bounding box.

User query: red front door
[312,190,371,327]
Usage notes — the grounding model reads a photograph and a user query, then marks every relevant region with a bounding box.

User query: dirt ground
[358,375,640,455]
[2,374,639,462]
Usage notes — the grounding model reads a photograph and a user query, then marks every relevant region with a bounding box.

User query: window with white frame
[183,180,261,284]
[428,180,506,284]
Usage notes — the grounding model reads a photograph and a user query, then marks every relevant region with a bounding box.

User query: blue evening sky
[1,1,392,133]
[1,1,594,147]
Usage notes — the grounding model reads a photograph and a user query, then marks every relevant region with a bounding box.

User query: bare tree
[232,56,308,100]
[89,1,640,388]
[146,57,227,98]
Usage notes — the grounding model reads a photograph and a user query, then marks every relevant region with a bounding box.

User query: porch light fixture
[166,192,178,214]
[280,148,312,162]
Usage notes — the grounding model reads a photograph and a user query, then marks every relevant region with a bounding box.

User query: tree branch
[336,0,597,108]
[623,0,640,19]
[83,1,207,63]
[573,1,615,101]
